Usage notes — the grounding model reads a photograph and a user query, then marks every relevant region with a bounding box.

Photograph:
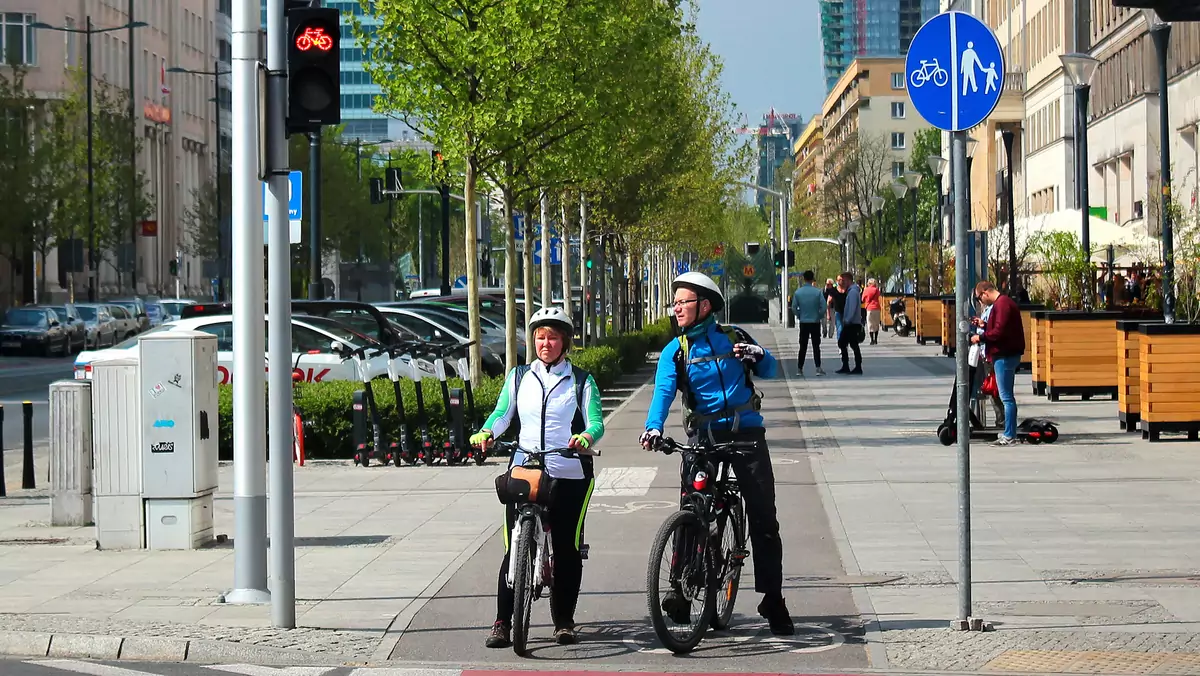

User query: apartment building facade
[0,0,231,305]
[793,115,825,219]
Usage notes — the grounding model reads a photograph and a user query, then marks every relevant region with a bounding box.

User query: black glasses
[669,299,700,310]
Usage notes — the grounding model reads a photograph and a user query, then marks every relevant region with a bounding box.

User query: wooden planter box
[916,294,943,345]
[1043,311,1124,401]
[941,296,956,356]
[1138,323,1200,441]
[1017,303,1046,372]
[1117,319,1163,432]
[1030,311,1048,396]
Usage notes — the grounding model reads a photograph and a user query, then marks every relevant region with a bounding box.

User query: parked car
[74,304,119,349]
[0,306,71,356]
[143,301,169,327]
[108,299,151,333]
[158,299,197,322]
[43,304,87,354]
[105,304,142,340]
[375,306,507,377]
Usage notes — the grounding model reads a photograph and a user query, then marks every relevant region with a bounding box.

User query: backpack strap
[571,365,587,435]
[672,325,762,435]
[507,364,532,439]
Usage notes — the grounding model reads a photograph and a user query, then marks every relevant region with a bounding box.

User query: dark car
[44,304,87,354]
[108,299,151,333]
[0,307,71,357]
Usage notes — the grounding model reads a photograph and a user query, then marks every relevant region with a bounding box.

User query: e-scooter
[430,342,471,465]
[406,349,437,465]
[381,342,422,467]
[457,356,486,465]
[349,345,388,467]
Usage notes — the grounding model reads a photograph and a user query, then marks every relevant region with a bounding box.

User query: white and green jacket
[483,359,604,479]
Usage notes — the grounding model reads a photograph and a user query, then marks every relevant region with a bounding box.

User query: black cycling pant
[686,427,783,597]
[798,323,821,369]
[496,476,593,628]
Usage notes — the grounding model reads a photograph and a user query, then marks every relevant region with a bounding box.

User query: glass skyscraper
[820,0,939,91]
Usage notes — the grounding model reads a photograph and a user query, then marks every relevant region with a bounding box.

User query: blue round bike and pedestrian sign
[905,11,1005,132]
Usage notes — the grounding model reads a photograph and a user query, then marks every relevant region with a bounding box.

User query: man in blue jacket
[639,271,794,636]
[792,269,826,376]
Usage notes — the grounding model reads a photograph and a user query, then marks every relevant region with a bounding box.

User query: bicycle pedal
[579,544,590,560]
[733,548,750,561]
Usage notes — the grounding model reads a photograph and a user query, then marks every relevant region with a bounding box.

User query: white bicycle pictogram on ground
[909,58,949,88]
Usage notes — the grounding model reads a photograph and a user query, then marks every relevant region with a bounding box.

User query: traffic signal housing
[772,250,796,269]
[286,5,340,135]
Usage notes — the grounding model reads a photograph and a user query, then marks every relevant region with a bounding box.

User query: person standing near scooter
[469,307,604,648]
[970,281,1025,446]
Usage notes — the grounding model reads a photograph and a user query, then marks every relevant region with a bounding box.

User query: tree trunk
[522,198,535,361]
[560,192,573,334]
[579,194,589,347]
[464,155,483,387]
[597,235,607,341]
[540,191,550,309]
[502,180,518,374]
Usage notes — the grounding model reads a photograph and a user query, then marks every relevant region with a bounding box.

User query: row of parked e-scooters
[343,339,494,467]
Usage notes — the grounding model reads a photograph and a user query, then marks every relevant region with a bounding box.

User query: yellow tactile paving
[983,649,1200,675]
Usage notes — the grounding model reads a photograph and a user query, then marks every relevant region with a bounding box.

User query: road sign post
[906,10,1005,631]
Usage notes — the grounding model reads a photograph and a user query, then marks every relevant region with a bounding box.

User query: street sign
[262,171,303,244]
[533,237,562,266]
[743,264,755,277]
[453,275,467,288]
[905,11,1004,132]
[676,261,690,275]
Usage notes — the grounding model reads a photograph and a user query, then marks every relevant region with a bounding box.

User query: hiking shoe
[554,626,579,645]
[485,621,511,648]
[661,588,691,625]
[850,367,863,375]
[757,596,795,636]
[816,367,826,376]
[992,436,1018,447]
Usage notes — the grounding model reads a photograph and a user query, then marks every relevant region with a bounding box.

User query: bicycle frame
[507,505,550,595]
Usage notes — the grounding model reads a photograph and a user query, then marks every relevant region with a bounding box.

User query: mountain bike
[645,435,756,654]
[493,441,600,656]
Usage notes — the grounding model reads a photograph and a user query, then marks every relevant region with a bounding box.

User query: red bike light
[692,471,708,491]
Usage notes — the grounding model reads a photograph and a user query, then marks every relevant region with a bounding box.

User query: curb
[0,630,352,666]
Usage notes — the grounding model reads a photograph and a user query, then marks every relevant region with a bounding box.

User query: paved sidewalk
[768,324,1200,674]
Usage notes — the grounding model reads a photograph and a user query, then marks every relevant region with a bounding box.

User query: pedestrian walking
[836,272,863,374]
[822,278,836,338]
[970,281,1025,446]
[863,278,882,344]
[791,270,825,376]
[827,279,846,340]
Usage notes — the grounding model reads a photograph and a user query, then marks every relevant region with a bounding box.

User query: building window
[891,101,905,118]
[2,13,37,66]
[892,161,905,178]
[892,72,905,89]
[891,132,906,149]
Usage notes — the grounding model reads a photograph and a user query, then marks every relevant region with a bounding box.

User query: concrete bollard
[50,382,94,526]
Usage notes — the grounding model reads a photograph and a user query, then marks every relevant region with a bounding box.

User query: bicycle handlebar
[649,436,757,456]
[492,440,601,458]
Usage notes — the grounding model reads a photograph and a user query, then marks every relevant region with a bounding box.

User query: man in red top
[969,280,1025,445]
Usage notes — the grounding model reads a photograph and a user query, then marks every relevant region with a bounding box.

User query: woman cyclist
[469,307,605,648]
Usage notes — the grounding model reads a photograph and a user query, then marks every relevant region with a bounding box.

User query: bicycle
[645,435,756,654]
[909,58,949,88]
[492,441,600,656]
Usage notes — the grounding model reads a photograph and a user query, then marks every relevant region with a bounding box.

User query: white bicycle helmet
[671,271,725,312]
[528,306,574,335]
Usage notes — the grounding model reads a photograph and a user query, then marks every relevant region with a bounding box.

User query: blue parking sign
[905,11,1004,132]
[262,171,303,221]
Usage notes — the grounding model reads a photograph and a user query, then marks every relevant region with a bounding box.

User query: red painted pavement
[463,672,865,676]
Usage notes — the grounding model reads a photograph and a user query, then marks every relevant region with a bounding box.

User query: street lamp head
[891,181,908,199]
[1142,8,1168,29]
[848,219,861,232]
[965,136,979,158]
[127,21,149,29]
[926,155,947,177]
[1060,52,1101,88]
[903,170,924,190]
[870,195,885,213]
[166,67,188,73]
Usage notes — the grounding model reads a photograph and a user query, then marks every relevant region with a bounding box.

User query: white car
[72,314,403,384]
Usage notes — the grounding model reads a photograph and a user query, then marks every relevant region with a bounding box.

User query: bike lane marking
[620,621,846,656]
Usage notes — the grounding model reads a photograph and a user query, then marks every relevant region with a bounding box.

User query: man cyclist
[470,307,605,648]
[639,271,795,636]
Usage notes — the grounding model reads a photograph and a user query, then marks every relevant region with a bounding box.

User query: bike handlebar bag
[495,466,556,505]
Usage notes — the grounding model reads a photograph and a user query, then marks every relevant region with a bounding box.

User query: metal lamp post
[33,18,148,303]
[1145,9,1175,323]
[1062,51,1101,308]
[1000,129,1020,297]
[891,181,909,294]
[167,64,231,301]
[904,170,924,296]
[869,194,885,259]
[926,155,947,293]
[848,219,860,272]
[964,137,978,233]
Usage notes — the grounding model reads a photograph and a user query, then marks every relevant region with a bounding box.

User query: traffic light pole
[308,132,322,299]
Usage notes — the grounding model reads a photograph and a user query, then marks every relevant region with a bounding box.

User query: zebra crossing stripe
[26,661,160,676]
[205,666,338,676]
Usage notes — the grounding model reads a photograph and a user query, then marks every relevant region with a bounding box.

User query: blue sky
[695,0,826,127]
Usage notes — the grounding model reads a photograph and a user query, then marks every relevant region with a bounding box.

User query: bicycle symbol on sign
[909,58,949,88]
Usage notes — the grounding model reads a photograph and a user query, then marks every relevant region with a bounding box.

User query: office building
[754,110,804,208]
[820,0,940,92]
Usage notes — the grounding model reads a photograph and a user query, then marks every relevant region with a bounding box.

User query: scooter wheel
[937,425,955,446]
[1025,432,1042,444]
[1043,425,1059,443]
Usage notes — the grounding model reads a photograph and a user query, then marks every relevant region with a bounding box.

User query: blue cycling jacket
[644,316,777,433]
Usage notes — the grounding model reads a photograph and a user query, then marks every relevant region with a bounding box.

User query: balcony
[991,70,1026,123]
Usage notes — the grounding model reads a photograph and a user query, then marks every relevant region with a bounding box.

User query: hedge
[216,317,675,460]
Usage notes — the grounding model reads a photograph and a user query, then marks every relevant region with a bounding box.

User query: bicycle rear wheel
[511,519,536,656]
[711,500,747,630]
[646,510,715,654]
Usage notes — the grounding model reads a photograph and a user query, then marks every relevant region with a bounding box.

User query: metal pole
[440,183,451,296]
[1077,84,1093,309]
[86,17,96,303]
[0,405,6,497]
[265,0,295,628]
[225,0,269,607]
[951,131,973,624]
[1151,24,1175,324]
[308,133,321,300]
[214,62,225,302]
[911,189,919,298]
[129,1,138,294]
[895,197,904,294]
[780,190,789,324]
[1003,130,1019,297]
[560,198,573,330]
[540,191,550,308]
[22,401,34,490]
[418,195,425,288]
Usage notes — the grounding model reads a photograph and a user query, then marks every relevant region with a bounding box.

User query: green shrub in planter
[570,345,622,388]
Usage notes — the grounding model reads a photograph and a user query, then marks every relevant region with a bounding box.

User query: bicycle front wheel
[511,519,537,656]
[646,510,715,654]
